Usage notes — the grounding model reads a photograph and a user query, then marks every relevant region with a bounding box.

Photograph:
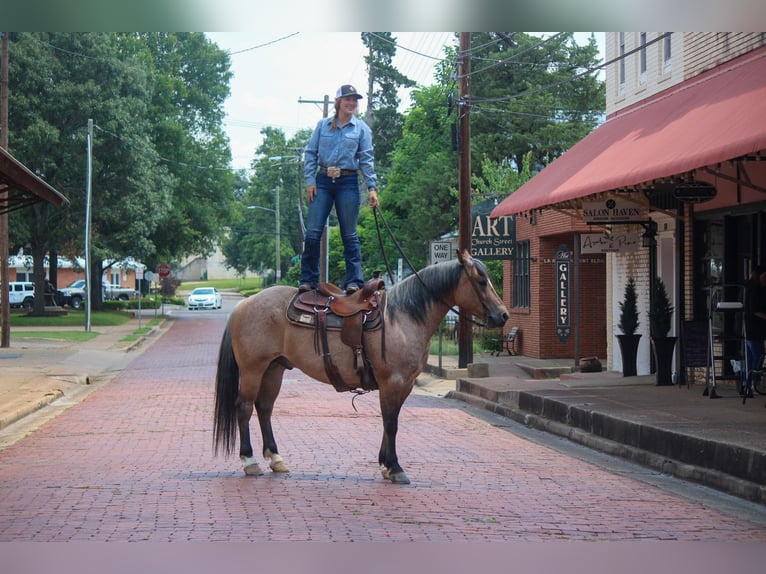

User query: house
[8,252,141,290]
[492,33,766,383]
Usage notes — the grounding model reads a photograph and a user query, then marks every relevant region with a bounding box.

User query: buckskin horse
[213,250,508,484]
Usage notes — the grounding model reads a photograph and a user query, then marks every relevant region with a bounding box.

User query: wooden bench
[492,326,520,356]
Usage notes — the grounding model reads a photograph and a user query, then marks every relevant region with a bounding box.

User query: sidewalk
[0,310,167,447]
[417,352,766,504]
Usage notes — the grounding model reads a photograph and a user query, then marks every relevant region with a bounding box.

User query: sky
[205,32,605,171]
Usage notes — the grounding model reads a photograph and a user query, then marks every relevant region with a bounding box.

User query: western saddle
[287,277,386,392]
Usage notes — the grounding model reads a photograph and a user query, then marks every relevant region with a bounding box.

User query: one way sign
[430,241,455,265]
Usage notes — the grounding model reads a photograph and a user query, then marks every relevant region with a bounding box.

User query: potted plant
[617,277,641,377]
[648,277,676,386]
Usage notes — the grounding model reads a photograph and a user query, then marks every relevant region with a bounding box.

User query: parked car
[103,282,137,301]
[187,287,222,310]
[57,279,137,309]
[3,281,35,309]
[57,279,86,309]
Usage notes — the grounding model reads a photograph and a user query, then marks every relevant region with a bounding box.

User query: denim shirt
[304,115,377,191]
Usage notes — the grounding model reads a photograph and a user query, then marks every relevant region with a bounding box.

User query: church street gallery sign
[472,200,515,260]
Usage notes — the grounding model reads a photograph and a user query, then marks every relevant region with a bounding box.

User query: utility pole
[274,184,281,283]
[298,95,330,283]
[1,32,10,348]
[84,119,93,332]
[363,32,374,128]
[458,32,473,368]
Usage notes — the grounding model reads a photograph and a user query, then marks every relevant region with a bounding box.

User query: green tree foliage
[120,33,236,268]
[360,32,604,280]
[8,32,172,309]
[361,32,414,172]
[222,127,310,282]
[359,84,458,275]
[469,32,604,175]
[6,32,235,308]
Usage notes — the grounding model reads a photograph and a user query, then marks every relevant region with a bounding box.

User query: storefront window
[513,240,530,308]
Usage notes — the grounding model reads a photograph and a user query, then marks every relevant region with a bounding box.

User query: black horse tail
[213,322,239,457]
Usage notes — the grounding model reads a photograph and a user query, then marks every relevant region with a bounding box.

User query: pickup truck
[57,279,137,309]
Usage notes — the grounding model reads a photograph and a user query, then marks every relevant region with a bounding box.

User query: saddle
[287,278,386,392]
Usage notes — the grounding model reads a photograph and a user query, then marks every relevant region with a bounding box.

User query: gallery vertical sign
[556,244,570,342]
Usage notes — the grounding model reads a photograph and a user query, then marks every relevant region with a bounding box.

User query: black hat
[336,84,363,99]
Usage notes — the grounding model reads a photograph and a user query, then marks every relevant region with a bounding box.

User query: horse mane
[386,258,466,325]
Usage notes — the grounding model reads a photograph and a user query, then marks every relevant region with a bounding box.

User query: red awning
[0,146,68,215]
[491,47,766,218]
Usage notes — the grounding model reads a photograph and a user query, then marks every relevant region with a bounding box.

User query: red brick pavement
[0,314,765,542]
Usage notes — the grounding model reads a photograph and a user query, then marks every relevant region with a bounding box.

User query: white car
[187,287,222,310]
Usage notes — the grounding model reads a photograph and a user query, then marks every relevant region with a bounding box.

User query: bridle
[372,208,492,327]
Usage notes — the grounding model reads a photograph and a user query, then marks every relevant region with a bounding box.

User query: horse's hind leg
[255,360,290,473]
[236,398,264,476]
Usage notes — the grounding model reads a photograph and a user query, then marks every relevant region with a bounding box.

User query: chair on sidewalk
[492,326,520,356]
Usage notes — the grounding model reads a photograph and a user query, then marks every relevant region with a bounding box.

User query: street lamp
[247,186,280,283]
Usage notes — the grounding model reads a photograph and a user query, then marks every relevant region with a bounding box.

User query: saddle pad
[285,291,383,331]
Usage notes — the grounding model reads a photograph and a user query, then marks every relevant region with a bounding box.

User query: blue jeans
[745,338,764,386]
[300,173,362,289]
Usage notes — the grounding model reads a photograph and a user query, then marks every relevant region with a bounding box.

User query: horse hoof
[381,466,410,484]
[389,472,410,485]
[241,456,264,476]
[244,463,264,476]
[270,460,290,473]
[266,452,290,473]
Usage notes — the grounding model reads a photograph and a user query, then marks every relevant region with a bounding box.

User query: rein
[372,208,489,328]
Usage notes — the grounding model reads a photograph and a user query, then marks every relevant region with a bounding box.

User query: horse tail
[213,321,239,457]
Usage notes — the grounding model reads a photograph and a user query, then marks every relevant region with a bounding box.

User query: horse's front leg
[378,398,410,485]
[236,398,264,476]
[255,360,290,473]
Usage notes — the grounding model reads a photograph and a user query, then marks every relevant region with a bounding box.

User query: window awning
[0,146,68,215]
[491,47,766,218]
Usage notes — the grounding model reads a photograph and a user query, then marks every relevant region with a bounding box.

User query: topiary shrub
[618,277,640,335]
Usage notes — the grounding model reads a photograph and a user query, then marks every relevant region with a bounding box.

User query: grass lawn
[9,310,132,328]
[10,330,100,342]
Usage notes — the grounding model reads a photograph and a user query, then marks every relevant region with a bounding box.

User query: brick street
[1,311,765,542]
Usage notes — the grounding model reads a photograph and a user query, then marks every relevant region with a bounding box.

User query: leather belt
[318,166,358,177]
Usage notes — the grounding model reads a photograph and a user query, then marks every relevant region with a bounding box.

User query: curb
[0,382,64,431]
[449,388,766,504]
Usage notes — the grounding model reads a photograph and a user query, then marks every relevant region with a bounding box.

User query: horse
[213,250,509,484]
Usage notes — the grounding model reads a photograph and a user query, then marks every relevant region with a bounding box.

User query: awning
[491,47,766,218]
[0,146,68,215]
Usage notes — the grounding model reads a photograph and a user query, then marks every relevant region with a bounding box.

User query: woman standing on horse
[299,84,379,295]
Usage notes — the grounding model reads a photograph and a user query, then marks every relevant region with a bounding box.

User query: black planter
[651,336,677,386]
[617,334,641,377]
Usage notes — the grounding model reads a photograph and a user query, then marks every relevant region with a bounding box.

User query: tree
[7,33,236,310]
[222,127,310,282]
[122,33,236,270]
[8,32,171,311]
[359,84,458,275]
[468,32,604,175]
[361,32,415,172]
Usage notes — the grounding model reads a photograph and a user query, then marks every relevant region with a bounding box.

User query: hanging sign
[555,244,571,343]
[582,198,647,223]
[471,200,515,260]
[580,232,640,254]
[674,181,717,203]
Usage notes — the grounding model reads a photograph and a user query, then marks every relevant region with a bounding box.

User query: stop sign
[157,264,171,278]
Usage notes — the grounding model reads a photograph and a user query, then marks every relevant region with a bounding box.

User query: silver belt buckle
[326,166,341,178]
